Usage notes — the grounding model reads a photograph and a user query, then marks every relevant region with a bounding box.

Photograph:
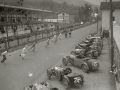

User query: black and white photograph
[0,0,120,90]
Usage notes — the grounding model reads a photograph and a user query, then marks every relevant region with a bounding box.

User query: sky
[85,0,120,6]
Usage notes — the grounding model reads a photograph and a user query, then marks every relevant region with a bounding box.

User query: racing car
[24,81,59,90]
[62,54,99,73]
[46,66,84,89]
[81,40,102,53]
[47,66,72,81]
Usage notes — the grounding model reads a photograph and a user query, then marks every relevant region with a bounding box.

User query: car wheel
[63,78,70,89]
[62,58,68,66]
[81,64,89,73]
[56,71,62,81]
[87,53,93,59]
[69,59,74,65]
[80,51,85,58]
[79,75,85,85]
[70,51,74,54]
[47,69,51,79]
[93,52,98,59]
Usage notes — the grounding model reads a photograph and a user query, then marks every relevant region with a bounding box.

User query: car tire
[69,59,74,66]
[81,64,89,73]
[62,77,70,89]
[80,51,84,58]
[62,58,68,66]
[79,75,85,85]
[47,69,51,79]
[56,71,62,81]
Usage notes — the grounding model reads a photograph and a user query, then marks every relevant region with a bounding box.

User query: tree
[78,7,85,21]
[84,3,93,21]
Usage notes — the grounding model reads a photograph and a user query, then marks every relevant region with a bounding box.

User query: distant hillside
[0,0,99,22]
[0,0,99,9]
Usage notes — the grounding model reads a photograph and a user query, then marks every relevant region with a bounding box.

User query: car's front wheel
[62,58,68,66]
[63,77,70,89]
[56,71,62,81]
[81,64,89,73]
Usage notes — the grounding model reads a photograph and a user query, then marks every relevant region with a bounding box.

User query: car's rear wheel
[63,78,70,89]
[79,75,84,85]
[81,64,89,73]
[69,59,74,66]
[62,58,68,66]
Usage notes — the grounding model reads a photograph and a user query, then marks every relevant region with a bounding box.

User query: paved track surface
[0,22,109,90]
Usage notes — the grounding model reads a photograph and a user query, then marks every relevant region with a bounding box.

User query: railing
[113,38,120,83]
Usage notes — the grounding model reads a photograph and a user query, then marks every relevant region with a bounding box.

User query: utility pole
[97,15,98,34]
[109,0,114,71]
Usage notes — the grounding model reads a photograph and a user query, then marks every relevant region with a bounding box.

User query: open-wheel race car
[46,66,84,89]
[24,81,59,90]
[62,73,84,89]
[62,54,99,73]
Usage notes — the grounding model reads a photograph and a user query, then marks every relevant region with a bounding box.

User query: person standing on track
[58,33,62,40]
[1,50,11,63]
[52,34,57,44]
[65,30,68,38]
[45,37,50,48]
[28,41,37,51]
[19,45,28,59]
[68,28,72,37]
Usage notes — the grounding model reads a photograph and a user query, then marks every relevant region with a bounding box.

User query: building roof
[100,1,120,10]
[58,11,75,15]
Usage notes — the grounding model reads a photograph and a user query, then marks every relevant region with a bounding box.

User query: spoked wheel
[80,51,84,58]
[93,52,98,59]
[79,75,85,85]
[62,58,68,66]
[81,64,89,73]
[63,78,70,89]
[69,59,74,66]
[56,71,62,81]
